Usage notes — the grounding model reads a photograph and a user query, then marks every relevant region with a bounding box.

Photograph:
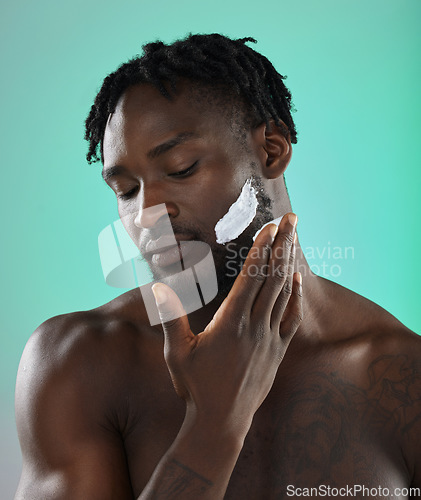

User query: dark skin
[15,82,421,499]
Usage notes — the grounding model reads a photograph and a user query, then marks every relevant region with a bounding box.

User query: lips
[143,235,194,268]
[151,244,183,268]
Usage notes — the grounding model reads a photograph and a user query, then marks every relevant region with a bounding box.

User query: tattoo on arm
[154,459,213,498]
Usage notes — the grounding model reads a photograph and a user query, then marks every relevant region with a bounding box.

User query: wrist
[181,405,251,452]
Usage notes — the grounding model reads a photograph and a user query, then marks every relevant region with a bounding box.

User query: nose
[133,184,179,229]
[134,202,169,229]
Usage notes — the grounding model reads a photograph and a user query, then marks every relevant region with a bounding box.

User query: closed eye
[117,187,138,200]
[117,161,199,201]
[169,161,199,177]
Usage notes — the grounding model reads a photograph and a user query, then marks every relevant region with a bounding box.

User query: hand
[152,212,303,435]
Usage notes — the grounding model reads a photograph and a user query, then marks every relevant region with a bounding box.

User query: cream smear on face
[215,178,258,245]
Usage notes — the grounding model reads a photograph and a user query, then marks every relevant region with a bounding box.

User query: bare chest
[122,366,410,499]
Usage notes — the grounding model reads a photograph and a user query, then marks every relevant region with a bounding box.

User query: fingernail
[288,213,298,228]
[296,272,302,285]
[268,223,278,242]
[152,283,167,305]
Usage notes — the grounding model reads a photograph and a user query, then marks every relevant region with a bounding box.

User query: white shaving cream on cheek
[215,178,258,245]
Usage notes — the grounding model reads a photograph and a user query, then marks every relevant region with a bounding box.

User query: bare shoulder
[366,324,421,487]
[353,306,421,377]
[362,322,421,416]
[15,289,159,498]
[338,310,421,485]
[16,288,158,434]
[322,280,421,369]
[20,289,148,378]
[361,313,421,361]
[334,294,421,411]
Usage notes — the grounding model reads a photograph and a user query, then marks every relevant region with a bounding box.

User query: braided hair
[84,33,298,165]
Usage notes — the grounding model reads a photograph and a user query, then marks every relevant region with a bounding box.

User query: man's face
[102,82,274,298]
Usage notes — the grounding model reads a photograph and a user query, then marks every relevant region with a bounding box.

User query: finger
[270,233,296,328]
[251,213,297,320]
[151,283,195,361]
[278,272,303,341]
[223,222,278,320]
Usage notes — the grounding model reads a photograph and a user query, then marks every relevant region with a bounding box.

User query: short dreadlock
[84,33,298,165]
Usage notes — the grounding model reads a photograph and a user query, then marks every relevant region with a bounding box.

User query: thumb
[151,283,194,356]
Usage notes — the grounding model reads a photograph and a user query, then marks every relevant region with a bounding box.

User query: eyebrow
[101,131,198,182]
[147,131,197,160]
[101,165,128,182]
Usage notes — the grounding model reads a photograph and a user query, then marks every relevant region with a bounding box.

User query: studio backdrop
[1,0,420,497]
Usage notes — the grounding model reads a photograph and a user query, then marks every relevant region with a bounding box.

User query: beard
[137,174,275,302]
[211,176,274,298]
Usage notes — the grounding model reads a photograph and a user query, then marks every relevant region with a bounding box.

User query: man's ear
[251,119,292,180]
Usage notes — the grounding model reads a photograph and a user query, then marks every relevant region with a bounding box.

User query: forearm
[138,414,248,499]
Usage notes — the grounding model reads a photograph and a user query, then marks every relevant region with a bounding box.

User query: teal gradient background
[1,0,420,495]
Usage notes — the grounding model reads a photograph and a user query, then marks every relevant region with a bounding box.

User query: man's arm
[15,316,245,500]
[15,316,135,499]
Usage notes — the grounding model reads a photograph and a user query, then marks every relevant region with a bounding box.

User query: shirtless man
[15,34,421,499]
